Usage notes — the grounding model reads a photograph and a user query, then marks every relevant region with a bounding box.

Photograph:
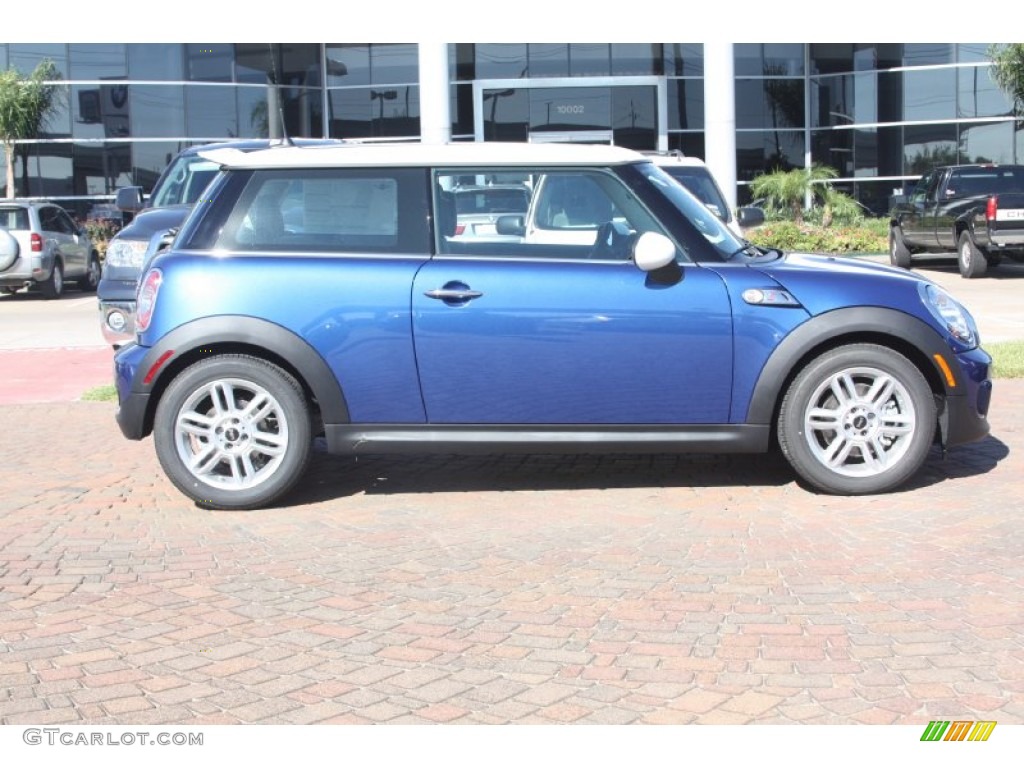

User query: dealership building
[1,42,1018,215]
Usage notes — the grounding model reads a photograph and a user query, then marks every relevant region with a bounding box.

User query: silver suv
[0,200,101,299]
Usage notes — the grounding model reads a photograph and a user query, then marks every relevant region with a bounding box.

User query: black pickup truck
[889,164,1024,278]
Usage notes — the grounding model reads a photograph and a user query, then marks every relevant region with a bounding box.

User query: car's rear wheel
[777,344,936,495]
[153,355,312,510]
[889,226,912,269]
[958,231,988,278]
[39,260,63,299]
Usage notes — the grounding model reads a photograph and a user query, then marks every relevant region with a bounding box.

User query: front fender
[745,306,962,425]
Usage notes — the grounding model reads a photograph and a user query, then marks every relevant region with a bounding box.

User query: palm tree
[0,59,63,198]
[988,43,1024,116]
[749,165,838,225]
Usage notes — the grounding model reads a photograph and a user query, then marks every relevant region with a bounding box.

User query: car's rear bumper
[114,342,150,439]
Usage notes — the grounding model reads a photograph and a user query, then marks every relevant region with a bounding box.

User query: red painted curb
[0,347,114,405]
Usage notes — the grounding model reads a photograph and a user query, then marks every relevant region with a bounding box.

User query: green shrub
[83,218,121,261]
[746,219,888,255]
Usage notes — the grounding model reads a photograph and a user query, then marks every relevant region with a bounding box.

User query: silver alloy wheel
[173,377,289,490]
[52,263,63,294]
[802,366,916,478]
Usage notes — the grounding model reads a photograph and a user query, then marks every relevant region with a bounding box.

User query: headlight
[919,283,978,349]
[105,238,149,268]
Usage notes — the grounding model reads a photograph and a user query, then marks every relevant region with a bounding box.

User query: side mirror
[736,206,764,228]
[496,214,525,236]
[115,186,144,213]
[633,231,677,272]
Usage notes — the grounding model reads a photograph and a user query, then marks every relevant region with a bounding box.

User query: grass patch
[81,384,117,402]
[987,340,1024,379]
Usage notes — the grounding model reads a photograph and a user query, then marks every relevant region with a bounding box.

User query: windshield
[636,163,746,258]
[149,155,220,208]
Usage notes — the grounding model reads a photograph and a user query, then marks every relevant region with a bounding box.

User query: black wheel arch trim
[745,307,963,425]
[133,316,350,424]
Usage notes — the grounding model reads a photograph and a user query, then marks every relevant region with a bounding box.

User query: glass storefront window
[233,44,321,86]
[73,84,130,141]
[328,86,419,139]
[73,142,132,195]
[736,130,805,181]
[569,44,610,76]
[528,44,568,78]
[326,44,369,86]
[612,86,656,150]
[959,121,1015,164]
[482,88,528,141]
[370,44,418,85]
[186,44,234,82]
[902,67,956,122]
[667,78,704,131]
[664,44,703,77]
[69,44,127,81]
[474,44,528,80]
[450,83,474,139]
[735,44,804,77]
[903,123,957,175]
[529,87,610,133]
[13,141,72,196]
[10,44,67,77]
[958,65,1012,118]
[958,43,994,63]
[666,132,705,159]
[186,85,238,138]
[129,85,185,139]
[903,44,953,66]
[736,79,805,130]
[128,44,183,81]
[611,44,663,76]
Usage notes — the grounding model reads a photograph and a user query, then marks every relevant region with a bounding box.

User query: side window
[910,172,937,204]
[56,210,78,235]
[214,168,429,254]
[434,167,668,261]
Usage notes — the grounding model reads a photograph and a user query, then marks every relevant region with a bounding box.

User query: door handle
[424,288,483,301]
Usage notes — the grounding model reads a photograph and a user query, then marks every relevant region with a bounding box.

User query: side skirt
[325,424,771,455]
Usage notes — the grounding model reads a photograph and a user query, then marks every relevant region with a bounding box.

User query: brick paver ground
[0,382,1022,725]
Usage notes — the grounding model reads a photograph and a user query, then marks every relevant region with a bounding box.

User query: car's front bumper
[943,346,992,448]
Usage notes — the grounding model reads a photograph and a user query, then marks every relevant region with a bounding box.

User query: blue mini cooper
[113,142,993,509]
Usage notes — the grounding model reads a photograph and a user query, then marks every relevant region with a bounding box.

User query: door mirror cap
[496,214,525,236]
[115,186,144,213]
[736,206,765,228]
[633,231,677,272]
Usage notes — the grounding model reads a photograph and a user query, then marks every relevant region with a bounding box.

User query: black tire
[77,253,101,292]
[958,231,988,279]
[39,260,64,299]
[777,344,936,495]
[889,226,912,269]
[153,354,312,510]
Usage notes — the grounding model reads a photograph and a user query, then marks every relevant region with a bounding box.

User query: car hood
[752,251,936,316]
[114,204,193,242]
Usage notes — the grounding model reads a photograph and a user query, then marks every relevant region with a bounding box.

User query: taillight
[455,223,466,235]
[986,195,998,221]
[30,233,43,252]
[135,268,163,333]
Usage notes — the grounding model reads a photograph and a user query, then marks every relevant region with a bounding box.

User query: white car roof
[644,153,710,168]
[200,141,649,170]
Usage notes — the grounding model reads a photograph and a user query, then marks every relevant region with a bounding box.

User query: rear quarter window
[183,167,431,254]
[0,208,30,230]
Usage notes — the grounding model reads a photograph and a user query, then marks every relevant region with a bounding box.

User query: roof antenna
[267,44,295,147]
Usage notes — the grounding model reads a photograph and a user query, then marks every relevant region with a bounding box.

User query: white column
[703,42,737,212]
[418,43,451,144]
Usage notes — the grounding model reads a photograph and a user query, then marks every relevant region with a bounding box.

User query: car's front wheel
[777,344,936,495]
[153,354,312,510]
